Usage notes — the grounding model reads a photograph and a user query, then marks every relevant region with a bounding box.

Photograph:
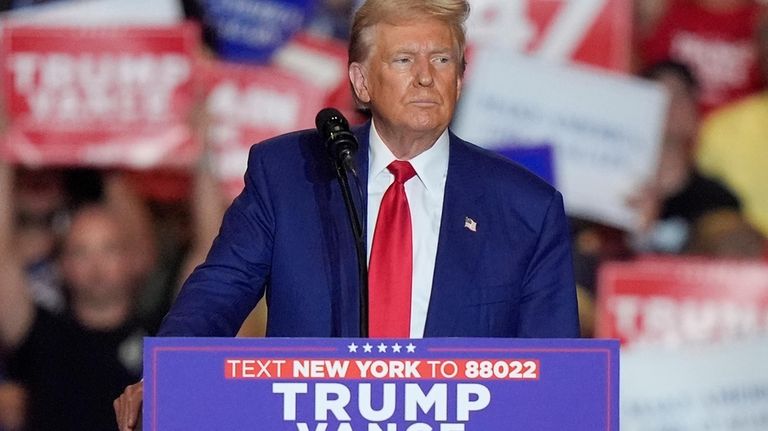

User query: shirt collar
[368,120,450,192]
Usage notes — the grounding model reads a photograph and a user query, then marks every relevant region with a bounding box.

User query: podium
[143,337,618,430]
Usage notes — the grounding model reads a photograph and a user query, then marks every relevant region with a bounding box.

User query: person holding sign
[115,0,579,429]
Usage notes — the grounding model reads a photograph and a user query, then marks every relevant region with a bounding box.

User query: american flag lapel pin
[464,216,477,232]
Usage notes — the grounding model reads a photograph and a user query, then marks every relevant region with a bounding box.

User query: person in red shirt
[639,0,767,115]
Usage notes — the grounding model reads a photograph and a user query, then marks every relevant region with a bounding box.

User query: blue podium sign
[144,338,618,430]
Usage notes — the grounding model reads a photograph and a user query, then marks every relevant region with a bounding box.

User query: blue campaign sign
[144,337,618,430]
[201,0,314,63]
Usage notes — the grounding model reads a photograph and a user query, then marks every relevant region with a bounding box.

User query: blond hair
[349,0,470,75]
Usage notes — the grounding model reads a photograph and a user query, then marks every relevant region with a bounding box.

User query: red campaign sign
[274,32,366,125]
[1,24,200,168]
[639,1,766,114]
[202,60,327,199]
[596,258,768,347]
[467,0,632,71]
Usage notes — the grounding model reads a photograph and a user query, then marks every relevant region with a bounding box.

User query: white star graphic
[406,343,416,353]
[377,343,388,353]
[347,342,358,353]
[363,343,373,353]
[391,343,402,353]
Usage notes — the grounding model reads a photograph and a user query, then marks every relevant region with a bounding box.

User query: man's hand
[0,382,27,430]
[114,381,143,430]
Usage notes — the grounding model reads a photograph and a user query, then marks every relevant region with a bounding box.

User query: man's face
[350,18,462,141]
[60,209,135,304]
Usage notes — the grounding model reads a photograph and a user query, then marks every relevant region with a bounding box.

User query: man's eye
[394,57,411,64]
[434,56,450,64]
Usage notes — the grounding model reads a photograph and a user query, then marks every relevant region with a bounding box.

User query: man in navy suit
[115,0,578,428]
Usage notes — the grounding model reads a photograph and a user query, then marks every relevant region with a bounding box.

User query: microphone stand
[333,158,369,338]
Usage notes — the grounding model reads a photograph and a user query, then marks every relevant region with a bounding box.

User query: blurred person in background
[632,59,743,253]
[0,383,24,431]
[0,155,226,430]
[0,168,67,431]
[696,17,768,241]
[638,0,767,114]
[569,218,632,338]
[0,163,156,431]
[10,169,68,313]
[684,208,766,257]
[570,58,753,336]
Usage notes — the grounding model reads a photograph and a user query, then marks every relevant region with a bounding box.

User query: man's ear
[348,62,371,104]
[455,73,463,100]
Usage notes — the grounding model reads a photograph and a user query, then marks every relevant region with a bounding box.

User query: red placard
[274,32,365,125]
[596,257,768,347]
[1,23,201,168]
[639,0,766,114]
[467,0,632,71]
[202,60,327,198]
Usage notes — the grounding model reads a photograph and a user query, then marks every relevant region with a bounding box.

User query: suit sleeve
[517,191,580,337]
[157,146,275,337]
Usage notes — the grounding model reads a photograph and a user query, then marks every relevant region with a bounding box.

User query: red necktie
[369,161,417,338]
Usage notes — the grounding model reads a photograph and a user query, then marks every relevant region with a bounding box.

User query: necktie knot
[388,161,416,184]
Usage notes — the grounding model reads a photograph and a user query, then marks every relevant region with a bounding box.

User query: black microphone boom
[315,108,359,174]
[314,107,369,338]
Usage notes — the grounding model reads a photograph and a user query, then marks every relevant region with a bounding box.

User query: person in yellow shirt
[697,19,768,237]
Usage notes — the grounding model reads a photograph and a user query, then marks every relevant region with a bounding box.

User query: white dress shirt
[367,120,449,338]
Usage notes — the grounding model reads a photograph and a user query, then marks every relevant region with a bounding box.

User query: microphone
[315,108,358,172]
[315,107,368,337]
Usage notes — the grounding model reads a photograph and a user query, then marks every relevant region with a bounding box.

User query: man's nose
[414,57,434,87]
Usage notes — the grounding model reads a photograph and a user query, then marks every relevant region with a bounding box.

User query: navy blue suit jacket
[158,122,579,338]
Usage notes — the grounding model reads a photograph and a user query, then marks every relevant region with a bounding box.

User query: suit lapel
[352,121,370,246]
[424,134,486,336]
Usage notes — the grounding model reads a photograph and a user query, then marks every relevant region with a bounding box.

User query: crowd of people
[571,0,768,336]
[1,0,767,430]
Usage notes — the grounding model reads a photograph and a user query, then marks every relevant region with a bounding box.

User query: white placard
[453,51,668,230]
[621,337,768,431]
[0,0,183,26]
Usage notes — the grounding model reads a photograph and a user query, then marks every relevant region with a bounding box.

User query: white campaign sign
[453,52,667,230]
[621,337,768,431]
[0,0,183,26]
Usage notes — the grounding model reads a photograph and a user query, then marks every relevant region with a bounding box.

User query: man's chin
[73,287,130,304]
[403,117,449,134]
[374,113,450,139]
